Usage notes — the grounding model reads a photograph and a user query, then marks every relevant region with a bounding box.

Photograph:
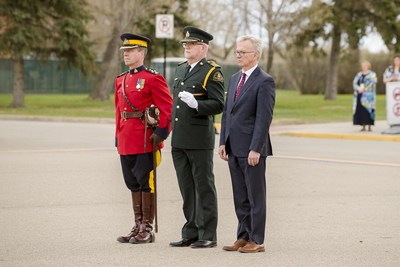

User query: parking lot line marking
[273,155,400,168]
[1,147,113,153]
[279,132,400,142]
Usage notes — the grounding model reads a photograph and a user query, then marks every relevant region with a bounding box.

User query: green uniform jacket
[171,58,225,149]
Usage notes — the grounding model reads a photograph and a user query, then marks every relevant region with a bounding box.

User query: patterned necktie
[234,72,247,101]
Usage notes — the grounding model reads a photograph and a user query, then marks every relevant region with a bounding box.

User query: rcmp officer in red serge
[115,33,172,244]
[169,27,225,249]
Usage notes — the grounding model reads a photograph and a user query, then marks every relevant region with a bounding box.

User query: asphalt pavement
[0,118,399,267]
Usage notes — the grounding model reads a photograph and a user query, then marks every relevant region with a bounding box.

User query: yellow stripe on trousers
[149,150,161,193]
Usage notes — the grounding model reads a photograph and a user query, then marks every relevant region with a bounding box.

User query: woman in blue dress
[352,60,377,131]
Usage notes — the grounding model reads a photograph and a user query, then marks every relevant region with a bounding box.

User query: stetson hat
[120,33,151,50]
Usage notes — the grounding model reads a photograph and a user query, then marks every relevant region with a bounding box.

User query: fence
[0,58,240,94]
[0,58,95,94]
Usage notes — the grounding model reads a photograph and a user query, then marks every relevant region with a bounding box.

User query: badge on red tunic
[136,78,145,90]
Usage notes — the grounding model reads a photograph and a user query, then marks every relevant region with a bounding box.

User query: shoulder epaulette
[146,67,159,74]
[207,60,220,68]
[117,70,129,78]
[178,61,188,66]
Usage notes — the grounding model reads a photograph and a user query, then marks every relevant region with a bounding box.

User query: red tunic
[115,67,172,155]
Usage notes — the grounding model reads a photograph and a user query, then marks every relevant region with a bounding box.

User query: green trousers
[172,148,218,241]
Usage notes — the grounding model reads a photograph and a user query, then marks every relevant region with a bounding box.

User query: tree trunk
[89,0,140,101]
[90,26,120,101]
[335,46,359,94]
[347,31,360,68]
[12,56,25,108]
[266,34,274,73]
[324,22,341,100]
[266,0,274,73]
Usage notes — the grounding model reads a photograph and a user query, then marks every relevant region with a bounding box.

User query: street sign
[155,14,174,39]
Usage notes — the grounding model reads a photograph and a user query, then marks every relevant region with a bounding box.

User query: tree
[88,0,147,102]
[257,0,306,73]
[0,0,96,107]
[88,0,192,101]
[293,0,346,100]
[294,0,400,100]
[188,0,304,73]
[368,1,400,53]
[135,0,193,61]
[187,0,245,61]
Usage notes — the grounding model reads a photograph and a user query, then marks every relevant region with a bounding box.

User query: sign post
[382,81,400,134]
[155,14,174,77]
[153,14,174,233]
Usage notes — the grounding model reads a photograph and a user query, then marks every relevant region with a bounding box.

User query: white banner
[385,81,400,126]
[155,14,174,39]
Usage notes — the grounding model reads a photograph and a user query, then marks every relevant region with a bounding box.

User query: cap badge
[122,39,130,45]
[186,31,190,38]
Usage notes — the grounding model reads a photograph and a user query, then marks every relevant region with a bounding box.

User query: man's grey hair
[138,47,148,57]
[237,35,263,59]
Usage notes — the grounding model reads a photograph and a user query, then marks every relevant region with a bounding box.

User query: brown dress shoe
[222,239,248,251]
[238,242,265,253]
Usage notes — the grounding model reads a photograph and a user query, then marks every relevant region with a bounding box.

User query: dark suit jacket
[171,58,225,149]
[220,66,275,157]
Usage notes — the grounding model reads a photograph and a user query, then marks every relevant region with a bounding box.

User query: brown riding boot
[131,192,155,244]
[117,191,142,243]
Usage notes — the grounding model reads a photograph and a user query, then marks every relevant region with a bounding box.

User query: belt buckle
[122,111,127,120]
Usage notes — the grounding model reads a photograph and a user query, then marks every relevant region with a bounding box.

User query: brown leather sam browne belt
[120,111,144,120]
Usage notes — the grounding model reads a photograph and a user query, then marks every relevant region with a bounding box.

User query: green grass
[0,94,114,118]
[274,90,386,124]
[0,90,387,124]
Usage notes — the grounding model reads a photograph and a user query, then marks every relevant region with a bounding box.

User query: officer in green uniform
[169,26,225,249]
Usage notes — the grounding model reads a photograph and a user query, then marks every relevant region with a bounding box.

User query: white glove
[178,91,198,109]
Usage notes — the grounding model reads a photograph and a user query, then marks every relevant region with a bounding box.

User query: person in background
[352,60,377,132]
[383,55,400,84]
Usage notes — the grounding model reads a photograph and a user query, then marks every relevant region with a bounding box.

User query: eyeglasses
[182,42,202,49]
[234,50,255,56]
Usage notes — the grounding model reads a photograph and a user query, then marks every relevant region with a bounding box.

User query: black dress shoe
[169,238,198,247]
[190,240,217,248]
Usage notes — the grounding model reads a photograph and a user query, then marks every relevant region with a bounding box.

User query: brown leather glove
[149,133,164,149]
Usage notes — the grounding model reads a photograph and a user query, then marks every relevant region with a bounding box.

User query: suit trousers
[228,154,267,244]
[172,148,218,241]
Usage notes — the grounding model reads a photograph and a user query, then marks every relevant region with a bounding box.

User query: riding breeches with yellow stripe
[120,150,161,192]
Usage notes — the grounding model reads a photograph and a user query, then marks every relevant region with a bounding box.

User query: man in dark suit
[219,35,275,253]
[169,26,225,249]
